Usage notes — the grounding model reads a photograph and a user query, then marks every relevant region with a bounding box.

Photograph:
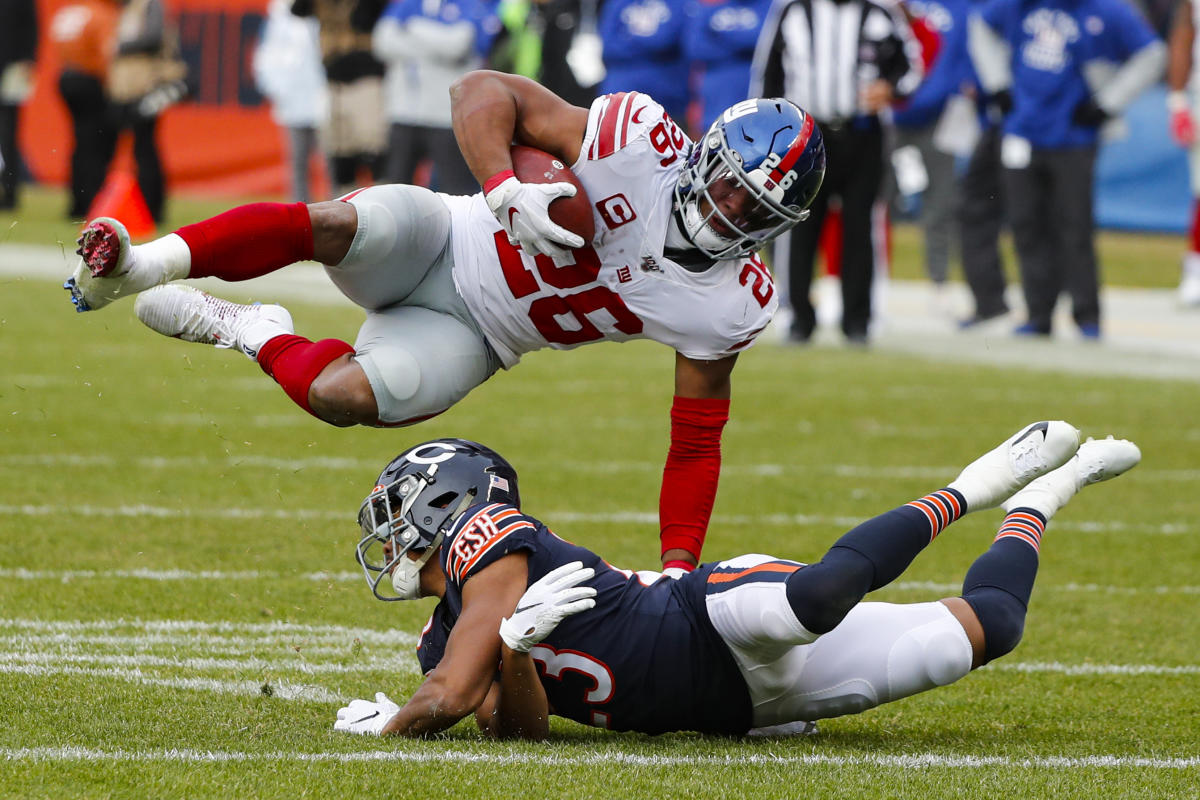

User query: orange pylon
[86,134,156,240]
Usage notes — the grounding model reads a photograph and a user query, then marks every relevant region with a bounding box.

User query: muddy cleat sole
[78,218,130,278]
[1002,436,1141,518]
[64,218,179,312]
[135,284,293,359]
[948,421,1081,512]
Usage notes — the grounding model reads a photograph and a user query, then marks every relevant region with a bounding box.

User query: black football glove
[987,89,1014,120]
[1071,98,1110,128]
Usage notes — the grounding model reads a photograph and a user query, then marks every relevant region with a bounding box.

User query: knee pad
[885,609,976,695]
[343,194,401,268]
[354,345,422,420]
[963,586,1026,663]
[352,305,496,426]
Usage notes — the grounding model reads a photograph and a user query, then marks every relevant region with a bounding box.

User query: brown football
[510,145,596,244]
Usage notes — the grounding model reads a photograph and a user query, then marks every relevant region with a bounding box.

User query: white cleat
[1002,436,1141,519]
[134,284,294,360]
[64,218,177,312]
[948,421,1081,512]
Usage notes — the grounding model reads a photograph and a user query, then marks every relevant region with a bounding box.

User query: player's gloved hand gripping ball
[499,561,597,653]
[484,146,594,259]
[333,692,401,736]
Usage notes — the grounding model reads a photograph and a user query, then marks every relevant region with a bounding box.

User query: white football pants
[705,554,974,726]
[331,184,499,425]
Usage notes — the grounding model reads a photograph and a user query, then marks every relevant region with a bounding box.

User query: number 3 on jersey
[493,232,645,346]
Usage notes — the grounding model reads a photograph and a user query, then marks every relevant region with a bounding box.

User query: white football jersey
[447,91,779,368]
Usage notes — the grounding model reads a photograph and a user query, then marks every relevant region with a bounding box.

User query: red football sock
[256,334,354,419]
[176,202,314,280]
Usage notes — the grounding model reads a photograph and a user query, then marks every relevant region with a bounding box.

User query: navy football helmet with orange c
[355,439,520,601]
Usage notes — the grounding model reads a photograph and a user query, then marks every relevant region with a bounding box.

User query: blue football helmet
[675,98,825,260]
[355,438,520,601]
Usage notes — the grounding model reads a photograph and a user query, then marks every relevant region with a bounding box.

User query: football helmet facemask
[675,98,825,261]
[355,438,520,601]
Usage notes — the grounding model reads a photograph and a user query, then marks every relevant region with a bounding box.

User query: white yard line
[4,452,1198,482]
[0,746,1195,769]
[0,617,413,640]
[0,503,1190,535]
[0,568,362,582]
[0,664,342,702]
[2,570,1196,598]
[994,662,1200,676]
[0,651,419,675]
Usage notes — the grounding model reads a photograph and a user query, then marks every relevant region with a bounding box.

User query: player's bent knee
[307,200,358,266]
[886,616,975,697]
[962,586,1027,663]
[818,618,971,718]
[308,357,380,427]
[352,345,451,426]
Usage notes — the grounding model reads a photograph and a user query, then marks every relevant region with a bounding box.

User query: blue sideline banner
[1096,85,1192,233]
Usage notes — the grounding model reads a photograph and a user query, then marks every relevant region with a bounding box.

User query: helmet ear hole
[426,491,460,509]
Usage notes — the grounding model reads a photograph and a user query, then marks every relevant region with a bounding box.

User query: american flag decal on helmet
[489,474,510,492]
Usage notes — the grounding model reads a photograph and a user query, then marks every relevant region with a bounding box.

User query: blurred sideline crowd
[3,0,1200,340]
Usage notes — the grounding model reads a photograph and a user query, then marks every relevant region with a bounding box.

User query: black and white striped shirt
[750,0,923,124]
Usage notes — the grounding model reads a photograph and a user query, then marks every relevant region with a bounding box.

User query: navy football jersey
[415,502,752,735]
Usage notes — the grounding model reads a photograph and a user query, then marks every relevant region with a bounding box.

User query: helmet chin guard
[675,98,825,261]
[354,439,521,601]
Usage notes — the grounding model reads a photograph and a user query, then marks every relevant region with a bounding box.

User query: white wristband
[1168,90,1190,113]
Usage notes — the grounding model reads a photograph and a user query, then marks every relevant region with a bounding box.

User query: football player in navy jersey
[334,427,1139,739]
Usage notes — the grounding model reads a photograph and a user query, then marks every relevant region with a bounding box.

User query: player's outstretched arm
[659,354,736,570]
[374,555,530,737]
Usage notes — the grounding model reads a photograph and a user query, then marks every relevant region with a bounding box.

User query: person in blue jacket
[599,0,690,121]
[892,0,975,299]
[684,0,773,133]
[970,0,1164,338]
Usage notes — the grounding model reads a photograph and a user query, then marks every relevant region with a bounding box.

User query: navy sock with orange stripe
[784,487,966,634]
[961,507,1045,663]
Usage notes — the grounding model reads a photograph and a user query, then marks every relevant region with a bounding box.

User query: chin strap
[659,396,730,563]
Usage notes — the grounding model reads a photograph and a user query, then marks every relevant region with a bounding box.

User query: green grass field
[1,188,1198,798]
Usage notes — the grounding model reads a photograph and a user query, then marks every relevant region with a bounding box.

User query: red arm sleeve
[658,396,730,565]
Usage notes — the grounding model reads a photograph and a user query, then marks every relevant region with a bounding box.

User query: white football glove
[333,692,400,736]
[485,175,585,258]
[499,561,597,653]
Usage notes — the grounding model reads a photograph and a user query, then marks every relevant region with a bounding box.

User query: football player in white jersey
[61,70,826,572]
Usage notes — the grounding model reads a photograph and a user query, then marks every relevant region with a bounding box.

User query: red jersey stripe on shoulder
[619,91,641,150]
[593,92,634,160]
